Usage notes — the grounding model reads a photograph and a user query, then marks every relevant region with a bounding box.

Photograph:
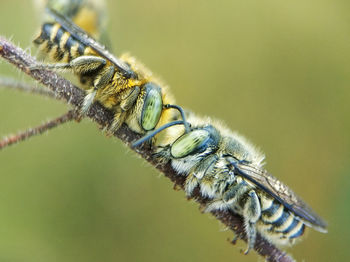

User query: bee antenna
[164,104,191,133]
[132,120,188,148]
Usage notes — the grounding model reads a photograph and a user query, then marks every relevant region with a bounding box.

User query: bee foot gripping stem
[81,89,97,115]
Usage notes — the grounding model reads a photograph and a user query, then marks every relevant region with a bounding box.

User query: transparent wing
[46,7,135,78]
[230,161,327,232]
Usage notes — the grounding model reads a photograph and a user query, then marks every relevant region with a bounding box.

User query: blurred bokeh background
[0,0,349,261]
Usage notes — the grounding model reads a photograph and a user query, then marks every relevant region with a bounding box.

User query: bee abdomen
[34,23,54,53]
[34,22,87,62]
[260,199,305,240]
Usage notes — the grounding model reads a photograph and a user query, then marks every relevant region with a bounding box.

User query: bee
[34,0,107,41]
[133,112,327,254]
[32,7,181,139]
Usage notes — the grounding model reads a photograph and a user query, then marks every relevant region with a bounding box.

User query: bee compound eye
[141,83,163,131]
[170,129,211,158]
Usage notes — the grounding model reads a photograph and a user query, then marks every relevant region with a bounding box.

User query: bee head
[170,125,220,159]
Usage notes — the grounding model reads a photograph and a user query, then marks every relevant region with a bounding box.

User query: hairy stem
[0,37,295,262]
[0,110,76,150]
[0,76,56,98]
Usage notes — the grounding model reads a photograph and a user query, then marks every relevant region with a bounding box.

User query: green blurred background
[0,0,349,261]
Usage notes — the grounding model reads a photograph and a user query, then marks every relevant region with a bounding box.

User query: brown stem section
[0,37,295,262]
[0,110,76,150]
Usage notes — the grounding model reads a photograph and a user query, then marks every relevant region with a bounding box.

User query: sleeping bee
[32,7,180,138]
[30,0,327,255]
[34,0,107,41]
[133,112,327,254]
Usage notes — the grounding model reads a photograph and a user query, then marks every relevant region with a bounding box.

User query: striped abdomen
[34,22,96,63]
[259,195,305,245]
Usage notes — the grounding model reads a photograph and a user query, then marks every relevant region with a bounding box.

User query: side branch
[0,37,295,262]
[0,77,56,98]
[0,110,76,149]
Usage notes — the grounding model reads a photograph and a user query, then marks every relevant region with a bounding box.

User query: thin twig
[0,37,295,262]
[0,110,76,150]
[0,76,56,98]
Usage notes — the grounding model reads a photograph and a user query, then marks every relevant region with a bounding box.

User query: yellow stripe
[275,213,294,232]
[59,32,70,50]
[84,46,96,56]
[50,23,61,42]
[61,52,70,63]
[260,194,273,211]
[70,43,80,58]
[38,40,49,52]
[286,220,304,238]
[48,45,59,60]
[263,204,284,223]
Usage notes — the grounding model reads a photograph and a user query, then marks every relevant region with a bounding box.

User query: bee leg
[199,176,216,199]
[231,234,239,245]
[242,190,261,255]
[31,56,106,73]
[120,86,141,111]
[184,155,218,197]
[71,56,108,74]
[30,55,113,116]
[152,145,172,164]
[223,180,248,203]
[107,86,140,134]
[105,111,126,135]
[205,180,249,213]
[184,173,199,197]
[81,65,115,114]
[77,58,113,115]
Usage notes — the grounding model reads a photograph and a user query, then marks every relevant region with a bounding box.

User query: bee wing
[46,7,134,77]
[232,162,327,233]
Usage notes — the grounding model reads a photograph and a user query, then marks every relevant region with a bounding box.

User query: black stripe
[273,209,290,227]
[34,23,53,45]
[45,40,53,53]
[263,200,280,217]
[78,43,85,55]
[65,35,81,56]
[54,46,64,61]
[282,217,299,234]
[290,223,305,239]
[42,23,53,40]
[65,35,75,49]
[54,26,65,45]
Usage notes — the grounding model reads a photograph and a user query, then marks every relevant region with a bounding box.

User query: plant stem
[0,37,295,262]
